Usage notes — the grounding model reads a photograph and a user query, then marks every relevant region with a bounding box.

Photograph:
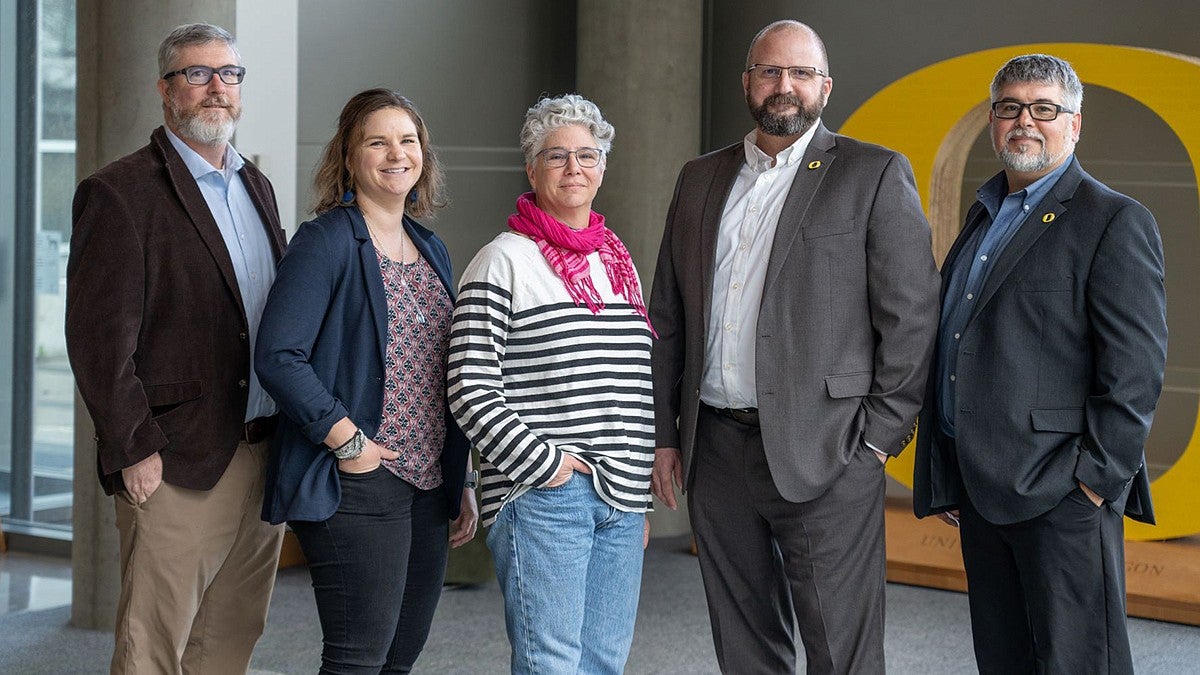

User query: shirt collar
[977,155,1074,213]
[742,120,821,172]
[163,125,243,179]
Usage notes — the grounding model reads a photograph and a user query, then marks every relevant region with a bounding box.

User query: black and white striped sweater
[447,232,654,527]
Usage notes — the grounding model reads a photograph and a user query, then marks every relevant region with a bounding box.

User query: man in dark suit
[912,54,1167,674]
[650,20,940,673]
[66,23,286,674]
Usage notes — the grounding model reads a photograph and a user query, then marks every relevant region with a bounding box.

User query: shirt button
[749,206,759,213]
[966,293,974,300]
[954,333,960,340]
[950,375,956,382]
[724,323,733,331]
[1023,204,1030,211]
[732,282,740,289]
[723,363,733,371]
[739,243,748,251]
[980,255,987,261]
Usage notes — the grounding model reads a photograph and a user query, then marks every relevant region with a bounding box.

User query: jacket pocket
[802,219,855,240]
[145,380,203,416]
[825,372,872,399]
[1030,408,1085,433]
[1019,275,1073,292]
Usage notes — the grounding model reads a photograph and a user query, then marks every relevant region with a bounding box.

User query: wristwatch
[332,429,366,461]
[464,469,479,490]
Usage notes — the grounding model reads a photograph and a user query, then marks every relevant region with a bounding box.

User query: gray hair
[991,54,1083,112]
[519,94,615,165]
[745,20,828,72]
[157,23,240,77]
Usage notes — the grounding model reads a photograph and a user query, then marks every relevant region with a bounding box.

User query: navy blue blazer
[257,205,470,525]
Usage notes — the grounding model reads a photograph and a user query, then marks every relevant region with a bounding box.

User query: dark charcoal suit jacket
[67,126,285,495]
[651,124,941,501]
[913,158,1166,525]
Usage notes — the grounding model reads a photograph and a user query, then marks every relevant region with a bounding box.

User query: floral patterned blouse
[373,249,452,489]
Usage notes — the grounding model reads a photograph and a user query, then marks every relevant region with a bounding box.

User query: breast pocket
[1018,275,1073,292]
[802,219,855,240]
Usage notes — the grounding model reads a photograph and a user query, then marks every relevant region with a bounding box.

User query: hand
[545,453,591,488]
[449,488,479,548]
[338,438,399,474]
[121,452,163,504]
[643,518,650,549]
[651,447,684,510]
[935,510,960,528]
[1079,481,1104,507]
[873,449,889,465]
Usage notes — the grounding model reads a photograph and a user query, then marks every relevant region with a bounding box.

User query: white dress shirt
[700,123,819,409]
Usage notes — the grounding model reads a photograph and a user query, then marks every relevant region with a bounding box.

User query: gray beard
[168,93,239,147]
[750,93,823,137]
[996,132,1066,173]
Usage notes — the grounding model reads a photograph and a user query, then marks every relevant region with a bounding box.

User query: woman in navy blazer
[256,89,476,673]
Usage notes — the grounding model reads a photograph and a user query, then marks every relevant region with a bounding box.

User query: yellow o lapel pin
[807,160,822,170]
[1042,213,1056,223]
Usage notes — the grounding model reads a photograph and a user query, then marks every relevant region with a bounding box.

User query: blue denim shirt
[164,126,277,422]
[937,158,1073,437]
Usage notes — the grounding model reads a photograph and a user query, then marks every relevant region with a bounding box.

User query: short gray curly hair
[991,54,1083,113]
[519,94,615,165]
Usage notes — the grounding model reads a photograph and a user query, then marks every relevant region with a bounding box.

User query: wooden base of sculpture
[884,503,1200,625]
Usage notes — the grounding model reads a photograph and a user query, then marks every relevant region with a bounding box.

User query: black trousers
[689,405,887,675]
[291,467,449,674]
[959,487,1132,675]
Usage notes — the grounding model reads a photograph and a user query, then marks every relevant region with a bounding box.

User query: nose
[772,71,794,94]
[206,74,227,94]
[563,152,582,173]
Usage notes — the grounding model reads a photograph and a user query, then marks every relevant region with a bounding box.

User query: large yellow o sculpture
[841,43,1200,540]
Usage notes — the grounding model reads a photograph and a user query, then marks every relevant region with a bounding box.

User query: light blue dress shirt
[164,127,277,422]
[937,158,1074,437]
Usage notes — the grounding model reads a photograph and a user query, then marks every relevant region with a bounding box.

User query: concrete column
[72,0,237,631]
[576,1,703,538]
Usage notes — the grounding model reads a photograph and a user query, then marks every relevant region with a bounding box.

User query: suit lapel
[970,159,1084,321]
[154,127,247,323]
[700,145,745,326]
[348,207,390,366]
[762,124,835,295]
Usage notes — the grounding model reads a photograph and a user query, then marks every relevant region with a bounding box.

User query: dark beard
[749,93,823,137]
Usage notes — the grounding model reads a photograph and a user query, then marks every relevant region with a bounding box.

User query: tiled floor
[0,551,72,616]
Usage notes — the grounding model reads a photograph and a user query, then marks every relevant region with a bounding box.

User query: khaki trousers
[111,440,284,675]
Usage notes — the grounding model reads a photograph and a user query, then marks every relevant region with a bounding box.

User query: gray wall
[296,0,576,276]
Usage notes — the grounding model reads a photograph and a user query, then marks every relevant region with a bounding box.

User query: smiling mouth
[381,168,410,174]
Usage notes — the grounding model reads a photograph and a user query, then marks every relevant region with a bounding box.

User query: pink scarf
[507,192,656,337]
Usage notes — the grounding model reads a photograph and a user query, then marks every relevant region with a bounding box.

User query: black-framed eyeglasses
[162,65,246,86]
[746,63,828,82]
[536,147,604,168]
[991,100,1074,121]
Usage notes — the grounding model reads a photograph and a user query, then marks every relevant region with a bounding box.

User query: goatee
[749,92,824,137]
[996,129,1065,173]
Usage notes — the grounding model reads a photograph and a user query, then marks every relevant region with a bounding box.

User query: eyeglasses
[991,100,1074,121]
[536,147,604,168]
[746,64,828,82]
[162,65,246,86]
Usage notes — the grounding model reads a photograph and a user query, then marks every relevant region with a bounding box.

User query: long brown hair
[311,88,447,217]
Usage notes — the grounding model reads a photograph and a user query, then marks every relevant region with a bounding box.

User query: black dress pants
[291,467,449,674]
[959,487,1132,675]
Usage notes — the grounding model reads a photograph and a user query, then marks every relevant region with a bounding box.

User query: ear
[526,162,536,190]
[742,70,750,97]
[1070,111,1083,143]
[822,75,833,99]
[157,77,170,106]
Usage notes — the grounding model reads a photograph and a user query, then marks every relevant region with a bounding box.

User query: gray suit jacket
[913,158,1166,525]
[650,124,941,501]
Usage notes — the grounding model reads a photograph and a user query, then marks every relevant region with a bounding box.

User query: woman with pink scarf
[447,94,655,674]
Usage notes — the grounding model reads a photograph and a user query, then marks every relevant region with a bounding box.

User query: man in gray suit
[913,54,1166,674]
[650,20,939,674]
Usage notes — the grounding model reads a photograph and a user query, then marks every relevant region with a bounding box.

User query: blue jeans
[487,472,645,675]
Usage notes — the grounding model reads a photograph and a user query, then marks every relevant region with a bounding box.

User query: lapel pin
[1042,213,1056,223]
[807,160,822,170]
